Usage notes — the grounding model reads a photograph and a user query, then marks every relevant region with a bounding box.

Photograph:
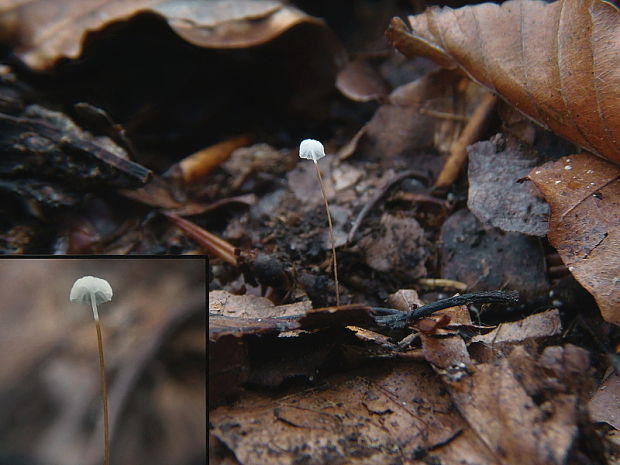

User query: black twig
[372,290,519,329]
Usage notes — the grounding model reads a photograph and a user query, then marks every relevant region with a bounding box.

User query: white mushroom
[70,276,113,321]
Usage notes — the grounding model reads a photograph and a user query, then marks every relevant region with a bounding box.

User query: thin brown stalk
[314,162,340,306]
[94,319,110,465]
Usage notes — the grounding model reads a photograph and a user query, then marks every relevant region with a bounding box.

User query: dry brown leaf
[529,153,620,326]
[386,0,620,164]
[0,0,331,70]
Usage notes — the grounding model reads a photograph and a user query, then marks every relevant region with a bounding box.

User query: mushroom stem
[313,161,340,306]
[91,294,110,465]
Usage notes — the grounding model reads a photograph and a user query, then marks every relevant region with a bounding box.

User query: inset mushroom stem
[92,294,110,465]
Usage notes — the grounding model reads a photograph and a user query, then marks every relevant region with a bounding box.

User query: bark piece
[0,105,151,189]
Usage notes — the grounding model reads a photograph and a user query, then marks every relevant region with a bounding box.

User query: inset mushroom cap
[70,276,113,305]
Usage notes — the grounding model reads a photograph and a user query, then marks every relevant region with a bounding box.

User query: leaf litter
[0,0,619,464]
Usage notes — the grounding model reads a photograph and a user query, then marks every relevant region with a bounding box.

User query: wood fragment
[434,93,497,188]
[417,278,468,292]
[174,135,250,184]
[163,211,237,265]
[0,109,152,186]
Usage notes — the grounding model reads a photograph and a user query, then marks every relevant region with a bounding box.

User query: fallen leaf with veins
[529,153,620,326]
[386,0,620,164]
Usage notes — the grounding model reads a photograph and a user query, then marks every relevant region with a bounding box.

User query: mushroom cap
[70,276,113,305]
[299,139,325,162]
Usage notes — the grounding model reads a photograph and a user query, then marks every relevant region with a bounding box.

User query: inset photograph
[0,257,206,465]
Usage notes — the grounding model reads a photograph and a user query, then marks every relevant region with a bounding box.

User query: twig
[416,278,468,292]
[418,107,469,121]
[434,93,497,188]
[373,290,519,329]
[163,211,237,265]
[172,135,250,184]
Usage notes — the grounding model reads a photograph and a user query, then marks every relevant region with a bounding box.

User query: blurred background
[0,258,206,465]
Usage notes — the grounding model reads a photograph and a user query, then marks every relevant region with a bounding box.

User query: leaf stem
[314,161,340,306]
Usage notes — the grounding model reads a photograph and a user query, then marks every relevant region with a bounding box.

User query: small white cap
[299,139,325,162]
[70,276,113,305]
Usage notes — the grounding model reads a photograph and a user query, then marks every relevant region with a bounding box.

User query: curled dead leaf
[335,55,391,102]
[529,153,620,326]
[386,0,620,164]
[0,0,336,70]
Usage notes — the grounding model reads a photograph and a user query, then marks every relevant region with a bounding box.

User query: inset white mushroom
[70,275,113,465]
[70,276,113,321]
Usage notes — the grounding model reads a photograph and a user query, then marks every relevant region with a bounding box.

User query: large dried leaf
[0,0,331,70]
[386,0,620,164]
[210,362,499,465]
[529,153,620,326]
